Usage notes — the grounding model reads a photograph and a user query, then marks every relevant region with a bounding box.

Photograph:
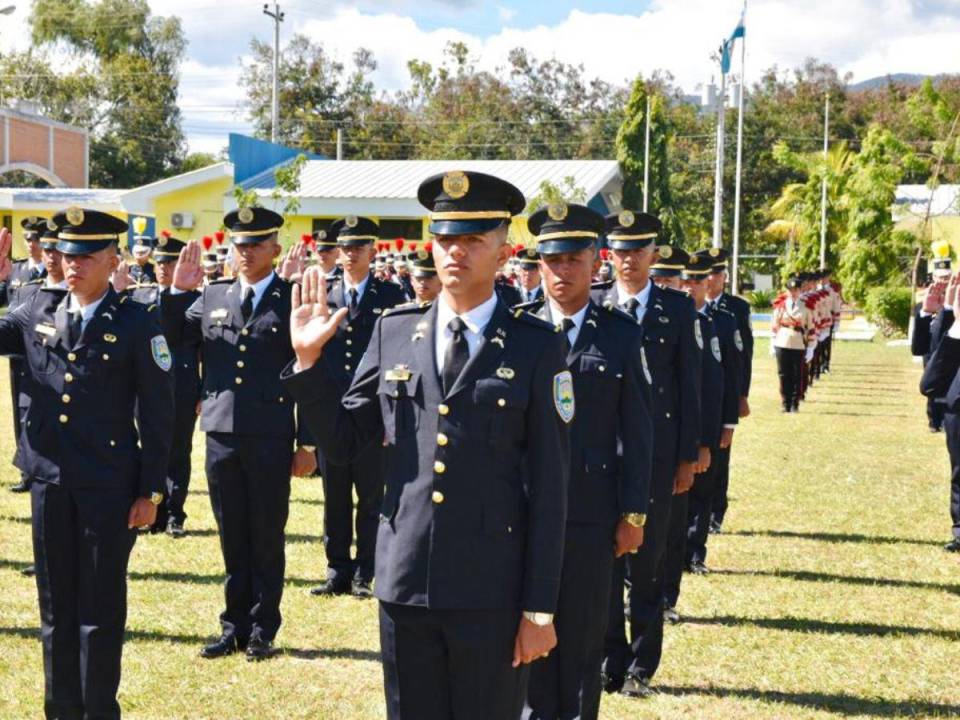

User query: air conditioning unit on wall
[171,212,195,229]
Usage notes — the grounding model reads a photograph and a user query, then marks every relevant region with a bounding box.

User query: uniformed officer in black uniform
[409,243,441,304]
[124,232,201,537]
[704,247,753,533]
[593,212,701,699]
[164,207,317,660]
[515,248,544,304]
[0,210,174,720]
[283,171,570,720]
[308,216,407,599]
[313,228,342,280]
[2,217,48,493]
[515,202,652,720]
[129,222,157,284]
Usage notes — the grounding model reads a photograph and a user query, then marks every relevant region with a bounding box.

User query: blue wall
[229,134,325,185]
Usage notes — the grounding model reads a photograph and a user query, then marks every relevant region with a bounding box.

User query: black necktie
[241,286,255,323]
[624,298,640,320]
[348,288,358,315]
[442,317,470,395]
[561,317,576,354]
[67,311,83,348]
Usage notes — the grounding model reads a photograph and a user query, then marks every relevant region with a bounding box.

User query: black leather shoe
[945,538,960,553]
[200,635,242,659]
[20,564,35,577]
[601,672,624,694]
[246,636,276,662]
[352,578,374,599]
[663,606,680,624]
[690,561,710,575]
[310,578,351,596]
[9,478,30,493]
[621,675,657,698]
[167,521,186,539]
[708,521,722,535]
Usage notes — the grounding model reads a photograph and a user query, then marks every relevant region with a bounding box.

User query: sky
[3,0,960,155]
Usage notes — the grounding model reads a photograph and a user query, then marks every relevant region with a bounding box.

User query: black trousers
[709,444,732,530]
[775,347,803,408]
[524,523,615,720]
[603,456,673,681]
[206,432,292,642]
[943,413,960,540]
[318,443,385,583]
[379,602,526,720]
[31,482,136,720]
[661,490,690,611]
[927,397,946,431]
[165,395,198,524]
[9,359,30,484]
[822,331,833,371]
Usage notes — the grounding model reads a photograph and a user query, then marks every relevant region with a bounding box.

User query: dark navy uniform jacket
[283,299,571,613]
[912,304,933,359]
[163,274,305,441]
[696,313,724,450]
[708,306,743,431]
[713,292,753,397]
[593,281,701,465]
[0,286,174,495]
[324,273,409,383]
[496,281,523,308]
[0,259,45,308]
[921,311,960,409]
[517,298,653,525]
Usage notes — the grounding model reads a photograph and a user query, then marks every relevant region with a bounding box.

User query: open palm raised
[173,240,206,291]
[0,227,13,282]
[290,266,349,370]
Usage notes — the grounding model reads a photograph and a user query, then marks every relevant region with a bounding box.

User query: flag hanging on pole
[720,11,746,74]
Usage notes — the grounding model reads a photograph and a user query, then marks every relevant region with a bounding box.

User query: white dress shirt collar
[435,292,499,372]
[548,299,589,346]
[343,272,371,302]
[239,271,276,311]
[616,279,652,309]
[67,287,110,328]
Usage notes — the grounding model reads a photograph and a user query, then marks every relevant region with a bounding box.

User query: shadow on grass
[0,626,380,661]
[189,489,325,507]
[181,528,321,544]
[682,614,960,641]
[727,529,942,547]
[808,411,912,418]
[658,685,960,717]
[711,567,960,596]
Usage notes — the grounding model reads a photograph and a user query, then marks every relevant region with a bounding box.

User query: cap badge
[547,202,568,222]
[345,215,359,228]
[158,235,167,247]
[619,210,635,227]
[418,249,429,260]
[659,246,673,259]
[46,220,58,231]
[66,207,85,226]
[442,171,470,200]
[709,247,720,257]
[316,230,327,241]
[238,207,254,224]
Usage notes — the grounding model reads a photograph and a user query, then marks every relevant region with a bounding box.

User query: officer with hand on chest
[163,207,318,661]
[0,210,174,720]
[282,171,571,720]
[310,215,407,599]
[516,202,653,720]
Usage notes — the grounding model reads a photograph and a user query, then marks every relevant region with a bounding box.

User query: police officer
[516,248,544,304]
[409,243,441,304]
[164,207,318,660]
[516,202,652,720]
[703,247,752,534]
[313,228,342,280]
[129,220,157,284]
[914,254,950,432]
[308,216,407,599]
[2,217,48,493]
[124,232,201,537]
[593,212,701,699]
[283,171,570,720]
[0,210,174,720]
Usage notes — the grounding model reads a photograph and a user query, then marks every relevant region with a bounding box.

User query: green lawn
[0,339,958,719]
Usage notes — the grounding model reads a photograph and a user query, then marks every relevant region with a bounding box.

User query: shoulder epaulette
[512,299,544,312]
[382,301,429,318]
[134,282,158,289]
[40,285,68,294]
[209,277,233,285]
[591,280,614,291]
[662,286,688,298]
[605,304,639,325]
[24,277,44,286]
[512,308,557,332]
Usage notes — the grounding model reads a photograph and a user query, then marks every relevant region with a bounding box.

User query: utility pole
[819,93,830,270]
[711,60,727,249]
[643,94,651,212]
[263,3,285,144]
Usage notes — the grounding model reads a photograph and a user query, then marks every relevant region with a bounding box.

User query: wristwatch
[299,445,317,453]
[523,611,554,626]
[622,512,646,528]
[148,492,164,506]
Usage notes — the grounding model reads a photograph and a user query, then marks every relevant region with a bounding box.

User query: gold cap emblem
[27,215,38,225]
[709,247,720,257]
[619,210,635,227]
[66,207,84,226]
[238,207,254,224]
[46,220,58,231]
[158,235,167,247]
[418,249,428,260]
[316,230,326,241]
[526,249,537,259]
[658,245,673,259]
[345,215,359,228]
[690,255,699,264]
[547,202,568,222]
[442,171,469,200]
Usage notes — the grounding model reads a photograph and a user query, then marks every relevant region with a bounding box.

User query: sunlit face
[26,237,42,262]
[232,236,281,281]
[652,273,681,290]
[434,227,512,297]
[611,245,655,285]
[706,269,726,296]
[540,248,593,306]
[155,258,176,286]
[683,276,708,306]
[41,247,64,281]
[517,264,541,290]
[412,273,441,303]
[63,245,119,296]
[339,244,375,275]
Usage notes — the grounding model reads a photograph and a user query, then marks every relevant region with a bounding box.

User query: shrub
[745,289,775,309]
[864,286,912,337]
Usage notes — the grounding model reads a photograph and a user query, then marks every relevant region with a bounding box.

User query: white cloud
[497,5,517,23]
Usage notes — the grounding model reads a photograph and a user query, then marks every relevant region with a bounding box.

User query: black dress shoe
[167,521,186,539]
[663,606,680,624]
[621,675,657,698]
[945,538,960,553]
[310,579,351,596]
[200,635,242,659]
[601,672,624,694]
[245,636,276,662]
[690,561,710,575]
[9,478,30,493]
[708,521,722,535]
[352,578,374,599]
[20,564,35,577]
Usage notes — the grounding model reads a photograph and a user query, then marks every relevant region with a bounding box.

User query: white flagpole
[731,3,746,294]
[819,93,830,269]
[711,62,727,249]
[643,94,651,213]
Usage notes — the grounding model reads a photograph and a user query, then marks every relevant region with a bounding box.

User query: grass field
[1,338,959,719]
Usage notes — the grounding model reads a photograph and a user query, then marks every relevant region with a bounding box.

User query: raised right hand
[0,227,12,282]
[173,240,205,291]
[290,266,349,371]
[922,280,946,314]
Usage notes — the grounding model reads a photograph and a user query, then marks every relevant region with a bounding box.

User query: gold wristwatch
[300,445,317,453]
[148,492,164,506]
[622,513,646,528]
[523,611,554,626]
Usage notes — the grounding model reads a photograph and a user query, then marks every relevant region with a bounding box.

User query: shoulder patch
[711,335,722,362]
[553,370,575,424]
[694,319,703,349]
[151,335,173,372]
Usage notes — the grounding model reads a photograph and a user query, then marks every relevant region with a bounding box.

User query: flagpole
[819,93,830,270]
[731,2,746,294]
[711,60,727,249]
[643,94,651,213]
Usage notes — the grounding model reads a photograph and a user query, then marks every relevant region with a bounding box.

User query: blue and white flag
[720,11,746,74]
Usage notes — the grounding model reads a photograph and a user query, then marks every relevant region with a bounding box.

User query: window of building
[379,218,423,242]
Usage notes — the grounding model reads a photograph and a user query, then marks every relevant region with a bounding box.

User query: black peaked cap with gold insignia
[694,246,730,272]
[153,233,187,261]
[408,242,437,277]
[516,247,541,266]
[313,228,338,248]
[224,206,284,245]
[529,201,603,255]
[418,170,525,237]
[682,251,713,280]
[39,219,59,250]
[53,207,128,255]
[650,245,689,278]
[20,215,47,240]
[605,210,661,250]
[330,216,379,247]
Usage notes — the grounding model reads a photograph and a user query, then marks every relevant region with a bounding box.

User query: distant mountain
[849,74,950,91]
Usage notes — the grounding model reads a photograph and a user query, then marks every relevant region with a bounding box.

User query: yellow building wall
[154,176,232,240]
